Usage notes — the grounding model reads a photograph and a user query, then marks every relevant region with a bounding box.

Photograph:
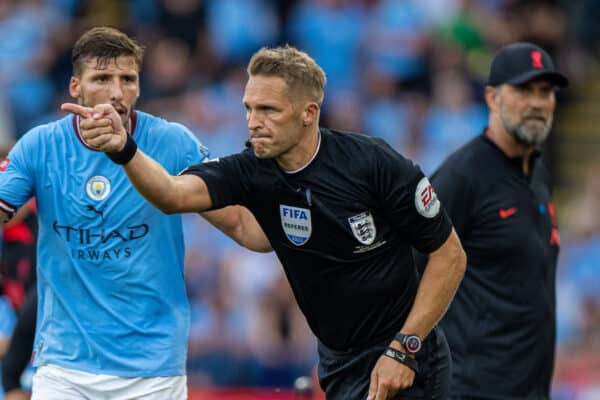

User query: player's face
[243,75,305,159]
[497,79,556,147]
[69,56,140,128]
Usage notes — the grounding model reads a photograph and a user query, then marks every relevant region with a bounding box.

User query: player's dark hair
[247,45,327,106]
[72,27,144,76]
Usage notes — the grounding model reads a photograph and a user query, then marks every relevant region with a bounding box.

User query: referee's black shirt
[431,132,559,399]
[184,128,453,351]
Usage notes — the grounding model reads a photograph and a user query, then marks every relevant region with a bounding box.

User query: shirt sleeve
[180,150,254,210]
[0,130,38,218]
[373,140,453,254]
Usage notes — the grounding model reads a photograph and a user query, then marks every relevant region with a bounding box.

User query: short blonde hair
[247,45,327,106]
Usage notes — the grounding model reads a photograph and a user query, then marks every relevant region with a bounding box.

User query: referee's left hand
[367,353,415,400]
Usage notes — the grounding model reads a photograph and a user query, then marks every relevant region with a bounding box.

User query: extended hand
[367,353,415,400]
[61,103,127,153]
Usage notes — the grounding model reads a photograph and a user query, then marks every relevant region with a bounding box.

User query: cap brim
[506,70,569,88]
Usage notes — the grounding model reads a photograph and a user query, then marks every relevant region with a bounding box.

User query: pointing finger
[61,103,93,119]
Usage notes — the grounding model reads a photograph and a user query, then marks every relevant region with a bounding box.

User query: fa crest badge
[86,175,111,201]
[280,205,312,246]
[348,211,376,245]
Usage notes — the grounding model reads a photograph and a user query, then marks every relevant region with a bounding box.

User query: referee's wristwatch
[394,333,422,355]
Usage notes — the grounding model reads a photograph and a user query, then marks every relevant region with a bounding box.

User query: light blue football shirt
[0,111,207,377]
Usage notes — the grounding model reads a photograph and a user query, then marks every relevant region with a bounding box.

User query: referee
[427,42,567,399]
[66,45,467,400]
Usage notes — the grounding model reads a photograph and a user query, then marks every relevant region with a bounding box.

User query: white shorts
[31,364,187,400]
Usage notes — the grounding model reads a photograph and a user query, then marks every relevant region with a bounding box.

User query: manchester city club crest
[85,175,111,201]
[348,211,376,245]
[280,205,312,246]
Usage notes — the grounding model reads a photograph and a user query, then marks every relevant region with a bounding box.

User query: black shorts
[317,326,451,400]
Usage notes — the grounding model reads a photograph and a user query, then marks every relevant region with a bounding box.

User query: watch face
[405,336,422,353]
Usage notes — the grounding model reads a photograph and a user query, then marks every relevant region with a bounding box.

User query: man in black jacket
[428,42,567,399]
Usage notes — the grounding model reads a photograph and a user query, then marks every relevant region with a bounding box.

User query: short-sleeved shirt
[431,133,559,399]
[0,111,207,377]
[184,128,452,350]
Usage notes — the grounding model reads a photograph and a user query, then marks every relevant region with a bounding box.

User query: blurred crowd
[0,0,599,397]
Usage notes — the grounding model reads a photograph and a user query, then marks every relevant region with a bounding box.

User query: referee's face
[69,55,140,129]
[243,75,306,160]
[496,79,556,147]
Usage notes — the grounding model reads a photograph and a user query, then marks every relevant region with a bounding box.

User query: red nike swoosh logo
[499,207,518,219]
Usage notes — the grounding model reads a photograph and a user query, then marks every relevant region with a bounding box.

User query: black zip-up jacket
[431,132,559,400]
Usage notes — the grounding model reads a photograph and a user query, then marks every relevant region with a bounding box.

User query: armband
[106,134,137,165]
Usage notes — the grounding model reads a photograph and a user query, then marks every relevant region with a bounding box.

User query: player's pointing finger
[61,103,93,119]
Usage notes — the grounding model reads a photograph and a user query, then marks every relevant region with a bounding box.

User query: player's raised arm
[61,102,213,214]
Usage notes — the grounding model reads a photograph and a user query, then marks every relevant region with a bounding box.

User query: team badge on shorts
[348,211,376,245]
[86,175,111,201]
[415,177,440,218]
[280,205,312,246]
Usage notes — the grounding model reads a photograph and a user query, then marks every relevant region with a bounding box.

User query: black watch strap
[383,347,419,373]
[394,333,422,354]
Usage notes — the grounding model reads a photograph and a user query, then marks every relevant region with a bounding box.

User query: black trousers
[317,326,451,400]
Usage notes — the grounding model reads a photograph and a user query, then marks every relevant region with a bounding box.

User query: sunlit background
[0,0,599,399]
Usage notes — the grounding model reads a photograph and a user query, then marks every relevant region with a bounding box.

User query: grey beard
[510,124,550,147]
[501,113,552,147]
